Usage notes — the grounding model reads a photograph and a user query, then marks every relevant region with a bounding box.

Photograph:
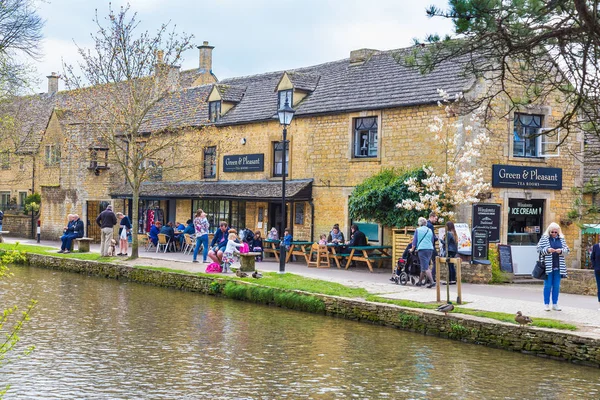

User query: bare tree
[62,4,202,259]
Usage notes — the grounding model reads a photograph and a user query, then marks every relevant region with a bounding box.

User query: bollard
[37,220,41,243]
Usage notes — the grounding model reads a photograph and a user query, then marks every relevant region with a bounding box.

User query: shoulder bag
[532,253,546,280]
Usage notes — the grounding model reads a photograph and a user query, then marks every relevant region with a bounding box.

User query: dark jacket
[348,230,367,247]
[183,223,195,236]
[211,228,229,250]
[119,216,132,234]
[149,225,160,241]
[440,232,458,254]
[96,209,117,228]
[72,218,84,238]
[0,210,3,223]
[590,243,600,272]
[160,225,175,240]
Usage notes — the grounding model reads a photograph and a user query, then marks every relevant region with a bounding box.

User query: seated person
[160,221,176,249]
[318,234,327,246]
[175,221,185,232]
[208,221,229,263]
[180,219,196,248]
[267,227,279,240]
[282,228,296,261]
[342,224,367,267]
[149,220,162,246]
[327,224,345,244]
[59,214,83,253]
[251,231,264,261]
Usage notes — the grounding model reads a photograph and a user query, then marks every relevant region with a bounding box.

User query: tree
[62,5,200,259]
[348,167,429,228]
[409,0,600,143]
[397,89,490,220]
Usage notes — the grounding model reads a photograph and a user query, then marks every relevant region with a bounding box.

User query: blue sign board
[492,164,562,190]
[223,154,264,172]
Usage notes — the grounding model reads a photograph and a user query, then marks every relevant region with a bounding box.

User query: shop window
[203,146,217,178]
[45,144,61,166]
[513,113,544,158]
[353,117,378,158]
[507,199,544,245]
[0,151,10,170]
[294,203,304,225]
[278,89,293,109]
[192,199,246,232]
[209,101,221,123]
[273,141,288,177]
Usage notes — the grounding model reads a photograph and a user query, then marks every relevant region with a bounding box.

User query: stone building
[0,43,585,271]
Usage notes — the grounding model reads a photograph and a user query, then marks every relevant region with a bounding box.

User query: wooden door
[86,201,110,242]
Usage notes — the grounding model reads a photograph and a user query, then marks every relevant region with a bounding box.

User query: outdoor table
[346,245,393,272]
[263,239,280,261]
[326,243,347,269]
[285,241,314,263]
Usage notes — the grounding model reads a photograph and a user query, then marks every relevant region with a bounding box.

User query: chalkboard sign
[497,244,513,273]
[472,229,489,260]
[472,203,501,243]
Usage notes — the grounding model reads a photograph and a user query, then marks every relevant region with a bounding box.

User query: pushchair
[390,246,421,285]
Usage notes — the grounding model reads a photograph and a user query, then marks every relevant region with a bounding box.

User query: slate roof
[215,47,475,125]
[216,84,246,102]
[286,72,320,92]
[110,179,313,200]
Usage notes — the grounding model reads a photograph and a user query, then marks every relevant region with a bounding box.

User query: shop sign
[492,164,562,190]
[223,154,264,172]
[508,201,542,219]
[472,229,489,260]
[472,203,501,243]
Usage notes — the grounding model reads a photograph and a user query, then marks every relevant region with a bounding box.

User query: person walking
[116,212,132,256]
[192,209,210,263]
[412,217,436,288]
[0,208,4,232]
[96,205,117,257]
[427,212,439,281]
[537,222,569,311]
[589,239,600,311]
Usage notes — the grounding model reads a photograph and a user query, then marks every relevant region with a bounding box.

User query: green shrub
[489,245,509,283]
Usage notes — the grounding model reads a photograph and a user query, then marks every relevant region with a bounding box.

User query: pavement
[4,236,600,337]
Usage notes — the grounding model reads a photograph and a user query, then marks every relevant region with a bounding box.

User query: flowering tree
[397,89,490,220]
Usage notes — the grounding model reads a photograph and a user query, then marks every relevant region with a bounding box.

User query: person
[192,210,210,263]
[590,239,600,311]
[283,228,293,250]
[180,219,195,248]
[343,224,367,268]
[175,221,185,232]
[222,232,244,273]
[267,227,279,240]
[537,222,569,311]
[149,220,161,247]
[412,217,436,288]
[439,221,458,284]
[58,214,75,253]
[318,234,328,246]
[251,231,264,261]
[174,221,185,246]
[427,212,439,281]
[96,205,117,257]
[327,224,345,244]
[160,221,176,247]
[116,212,132,257]
[0,208,3,232]
[208,221,229,264]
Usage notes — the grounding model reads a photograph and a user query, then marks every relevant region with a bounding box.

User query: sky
[28,0,455,93]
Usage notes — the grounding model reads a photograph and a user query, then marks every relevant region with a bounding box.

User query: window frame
[512,113,544,158]
[0,191,10,209]
[45,144,61,166]
[203,146,217,179]
[0,151,10,170]
[191,199,246,233]
[209,100,221,123]
[353,117,378,158]
[272,140,289,177]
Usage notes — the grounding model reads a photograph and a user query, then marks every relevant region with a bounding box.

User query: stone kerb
[19,253,600,368]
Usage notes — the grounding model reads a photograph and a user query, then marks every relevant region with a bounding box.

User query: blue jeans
[595,271,600,302]
[193,234,209,261]
[543,269,562,305]
[61,233,78,251]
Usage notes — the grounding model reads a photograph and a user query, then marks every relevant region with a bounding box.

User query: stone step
[511,276,543,285]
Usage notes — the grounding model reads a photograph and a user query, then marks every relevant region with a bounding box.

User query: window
[19,157,24,172]
[209,101,221,122]
[191,199,246,233]
[0,192,9,209]
[89,147,108,169]
[0,151,10,170]
[18,192,27,208]
[294,203,304,225]
[513,113,543,158]
[45,144,61,166]
[273,141,289,177]
[353,117,378,158]
[203,146,217,178]
[278,90,293,109]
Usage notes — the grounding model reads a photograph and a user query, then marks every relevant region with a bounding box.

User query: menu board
[497,244,513,273]
[472,229,489,260]
[455,223,472,253]
[472,203,501,243]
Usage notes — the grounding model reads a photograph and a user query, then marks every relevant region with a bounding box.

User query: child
[268,227,279,240]
[223,232,243,273]
[318,234,327,246]
[283,228,295,261]
[252,231,264,262]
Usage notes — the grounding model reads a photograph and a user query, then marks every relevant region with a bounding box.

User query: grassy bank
[0,242,118,262]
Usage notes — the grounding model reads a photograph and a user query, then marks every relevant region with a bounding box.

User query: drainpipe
[309,200,315,242]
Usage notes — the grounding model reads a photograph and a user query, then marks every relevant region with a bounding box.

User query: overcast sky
[30,0,454,93]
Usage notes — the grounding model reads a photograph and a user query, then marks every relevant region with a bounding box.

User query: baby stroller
[390,247,421,285]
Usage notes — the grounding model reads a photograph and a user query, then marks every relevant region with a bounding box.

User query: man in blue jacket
[208,221,229,264]
[59,214,84,253]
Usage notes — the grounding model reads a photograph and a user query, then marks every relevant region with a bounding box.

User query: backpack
[240,242,250,254]
[205,262,222,274]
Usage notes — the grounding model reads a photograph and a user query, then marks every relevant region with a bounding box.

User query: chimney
[47,72,59,94]
[349,48,380,66]
[196,41,217,85]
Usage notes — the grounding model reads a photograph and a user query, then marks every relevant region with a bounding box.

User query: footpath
[4,236,600,338]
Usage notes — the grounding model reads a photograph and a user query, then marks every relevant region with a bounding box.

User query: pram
[390,246,421,285]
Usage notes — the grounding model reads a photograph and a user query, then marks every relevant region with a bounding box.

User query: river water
[1,266,599,399]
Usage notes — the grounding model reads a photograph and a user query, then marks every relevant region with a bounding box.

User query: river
[1,266,599,399]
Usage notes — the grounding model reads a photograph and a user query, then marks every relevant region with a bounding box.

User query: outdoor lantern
[277,98,295,126]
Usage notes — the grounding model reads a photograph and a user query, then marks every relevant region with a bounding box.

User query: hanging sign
[472,203,501,243]
[223,154,264,172]
[492,164,562,190]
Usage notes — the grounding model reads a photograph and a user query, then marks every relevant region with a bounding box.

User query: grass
[0,242,119,262]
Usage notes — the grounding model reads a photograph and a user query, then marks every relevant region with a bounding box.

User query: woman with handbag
[589,240,600,311]
[536,222,569,311]
[411,217,436,288]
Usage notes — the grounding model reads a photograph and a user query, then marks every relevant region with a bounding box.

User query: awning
[581,224,600,234]
[110,179,313,201]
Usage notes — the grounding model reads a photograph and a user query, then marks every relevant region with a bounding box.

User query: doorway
[86,201,111,242]
[269,202,289,237]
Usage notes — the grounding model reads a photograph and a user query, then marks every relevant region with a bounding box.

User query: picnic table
[285,241,313,263]
[263,239,280,261]
[326,243,346,269]
[346,245,393,272]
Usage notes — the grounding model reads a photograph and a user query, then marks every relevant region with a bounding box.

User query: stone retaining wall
[21,253,600,368]
[459,261,492,284]
[562,269,599,297]
[2,214,35,238]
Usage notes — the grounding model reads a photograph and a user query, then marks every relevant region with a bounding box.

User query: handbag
[532,254,547,280]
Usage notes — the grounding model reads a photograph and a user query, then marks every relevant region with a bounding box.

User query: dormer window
[209,101,221,122]
[278,90,293,109]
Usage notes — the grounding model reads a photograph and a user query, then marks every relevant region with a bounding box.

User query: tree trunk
[130,190,139,259]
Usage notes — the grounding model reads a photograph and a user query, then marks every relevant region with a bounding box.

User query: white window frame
[538,128,560,158]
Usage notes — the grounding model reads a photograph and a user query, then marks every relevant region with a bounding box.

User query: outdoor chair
[183,233,196,255]
[307,243,331,268]
[143,234,155,252]
[157,233,175,253]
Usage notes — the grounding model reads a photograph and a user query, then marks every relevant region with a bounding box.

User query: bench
[0,230,9,243]
[74,237,94,252]
[234,251,262,272]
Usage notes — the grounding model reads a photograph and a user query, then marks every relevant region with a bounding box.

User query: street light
[277,98,295,274]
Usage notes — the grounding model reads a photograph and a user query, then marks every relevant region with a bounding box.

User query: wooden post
[435,256,441,302]
[454,257,462,304]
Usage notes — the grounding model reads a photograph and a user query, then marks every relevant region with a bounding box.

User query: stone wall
[20,253,600,367]
[459,261,493,284]
[561,269,599,296]
[1,213,35,238]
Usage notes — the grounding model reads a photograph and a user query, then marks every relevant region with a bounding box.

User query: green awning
[581,224,600,234]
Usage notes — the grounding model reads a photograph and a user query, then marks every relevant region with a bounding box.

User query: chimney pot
[47,72,59,95]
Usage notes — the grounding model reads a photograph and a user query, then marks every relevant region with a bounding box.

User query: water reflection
[1,266,599,399]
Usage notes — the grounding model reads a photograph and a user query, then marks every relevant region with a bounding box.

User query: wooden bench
[74,237,94,252]
[0,230,9,243]
[263,239,280,261]
[346,245,393,272]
